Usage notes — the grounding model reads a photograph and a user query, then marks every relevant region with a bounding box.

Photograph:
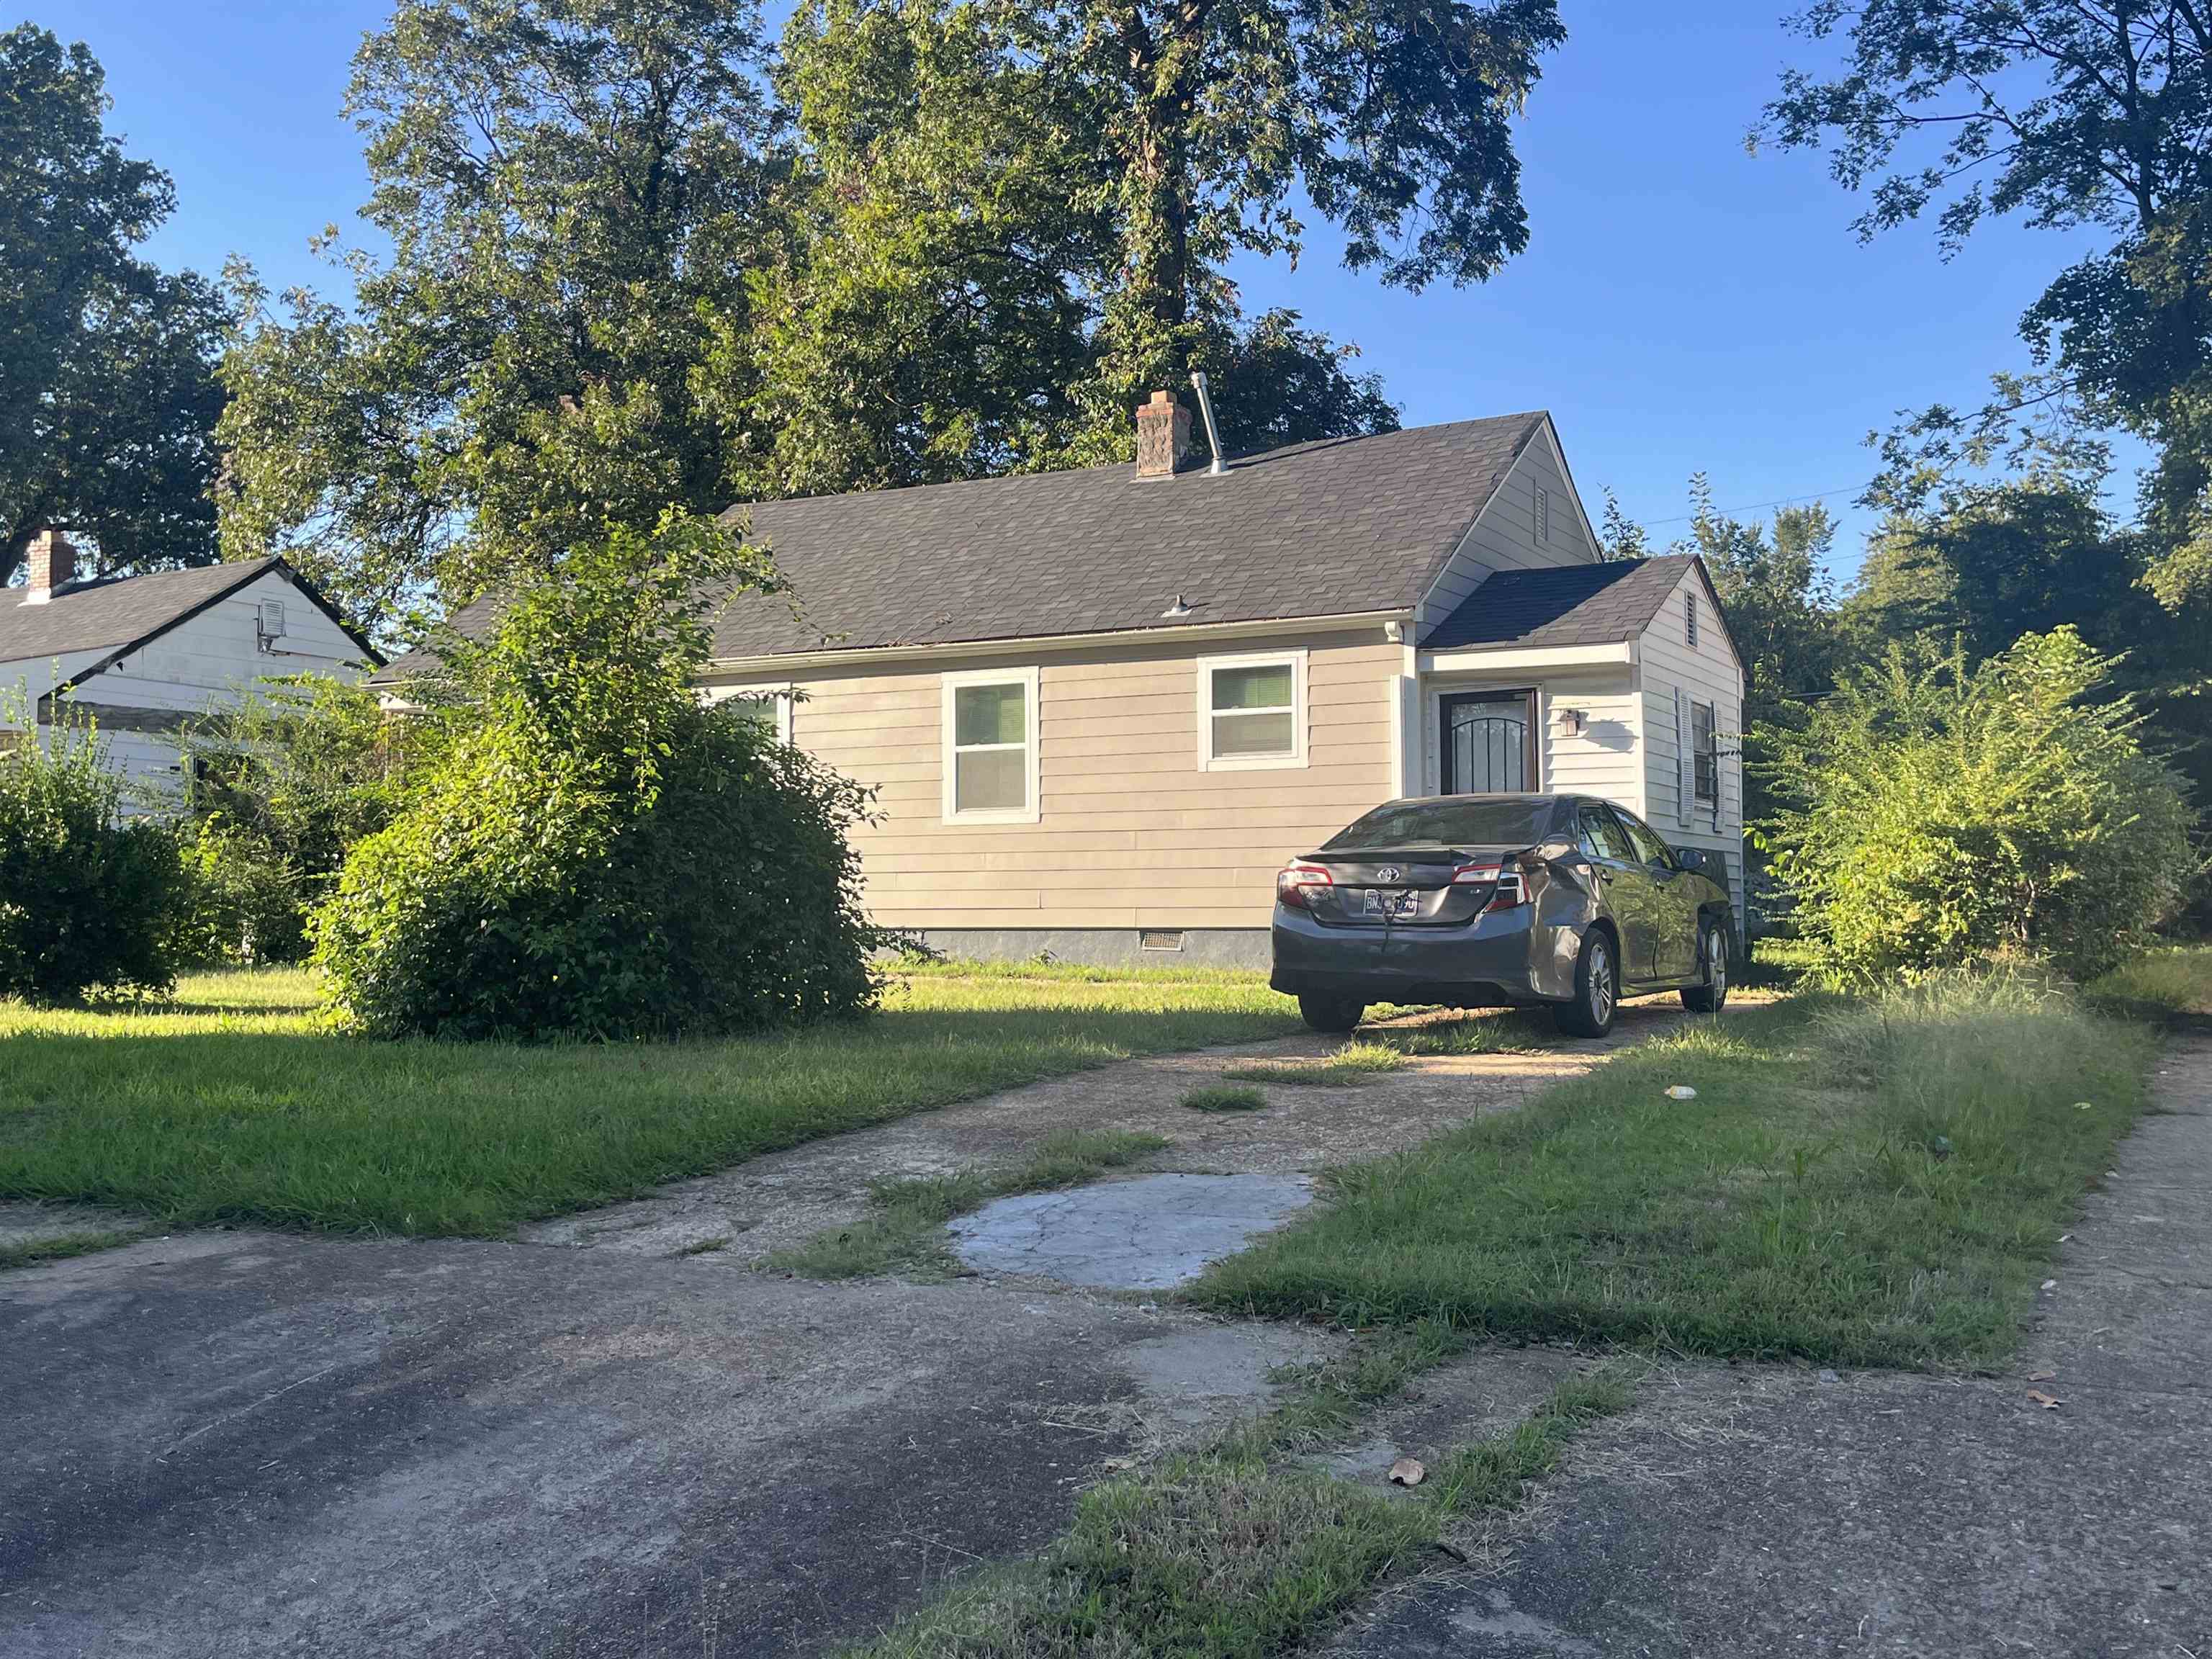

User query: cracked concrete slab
[948,1171,1316,1288]
[1323,1035,2212,1658]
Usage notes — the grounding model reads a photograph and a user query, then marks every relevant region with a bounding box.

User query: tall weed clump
[314,513,884,1039]
[1758,629,2198,984]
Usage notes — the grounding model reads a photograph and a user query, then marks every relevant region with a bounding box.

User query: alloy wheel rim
[1591,943,1614,1022]
[1709,930,1727,999]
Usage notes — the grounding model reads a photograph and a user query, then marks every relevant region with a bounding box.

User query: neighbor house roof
[0,557,379,671]
[1420,554,1723,652]
[371,413,1554,683]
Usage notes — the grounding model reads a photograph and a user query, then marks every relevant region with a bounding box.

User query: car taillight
[1452,858,1528,912]
[1277,860,1332,910]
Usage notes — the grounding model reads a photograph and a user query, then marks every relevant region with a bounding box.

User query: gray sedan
[1269,793,1735,1037]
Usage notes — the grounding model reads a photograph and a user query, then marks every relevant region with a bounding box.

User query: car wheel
[1298,994,1366,1033]
[1555,929,1618,1038]
[1681,921,1730,1014]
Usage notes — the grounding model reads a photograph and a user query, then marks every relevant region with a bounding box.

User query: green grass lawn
[0,963,1298,1238]
[2085,941,2212,1025]
[1196,974,2162,1370]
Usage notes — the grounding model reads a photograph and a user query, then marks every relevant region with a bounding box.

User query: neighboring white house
[376,401,1745,966]
[0,531,379,803]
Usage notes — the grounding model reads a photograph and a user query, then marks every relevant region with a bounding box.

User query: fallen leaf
[1388,1457,1426,1487]
[2026,1390,2062,1411]
[2027,1369,2058,1382]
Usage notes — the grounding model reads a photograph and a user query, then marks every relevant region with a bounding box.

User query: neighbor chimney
[23,529,76,603]
[1134,390,1192,479]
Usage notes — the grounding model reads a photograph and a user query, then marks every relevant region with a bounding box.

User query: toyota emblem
[1376,866,1401,884]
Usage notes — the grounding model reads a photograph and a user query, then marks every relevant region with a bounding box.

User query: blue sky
[57,0,2126,580]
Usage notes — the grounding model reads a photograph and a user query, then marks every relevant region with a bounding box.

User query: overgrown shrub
[313,512,884,1039]
[178,677,406,962]
[0,712,185,1002]
[1758,630,2199,983]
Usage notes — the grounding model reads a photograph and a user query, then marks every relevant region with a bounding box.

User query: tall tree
[1662,477,1847,822]
[1007,0,1567,418]
[1758,1,2212,609]
[709,0,1403,495]
[217,0,783,633]
[0,25,228,587]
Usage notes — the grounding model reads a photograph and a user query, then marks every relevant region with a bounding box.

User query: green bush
[0,713,185,1002]
[1758,630,2199,983]
[313,512,884,1039]
[178,677,406,962]
[174,816,312,965]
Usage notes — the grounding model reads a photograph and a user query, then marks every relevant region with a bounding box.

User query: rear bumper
[1269,904,1584,1006]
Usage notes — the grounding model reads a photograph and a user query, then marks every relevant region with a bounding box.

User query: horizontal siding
[1637,568,1746,914]
[73,571,366,714]
[718,629,1401,932]
[1419,433,1599,634]
[1419,666,1641,813]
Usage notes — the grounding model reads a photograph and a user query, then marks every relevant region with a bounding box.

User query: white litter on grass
[2074,1101,2095,1111]
[1664,1086,1698,1101]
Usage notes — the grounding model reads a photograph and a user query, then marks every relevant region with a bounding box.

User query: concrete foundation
[912,927,1272,970]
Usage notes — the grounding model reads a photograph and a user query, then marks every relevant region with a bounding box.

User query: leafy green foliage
[313,513,883,1039]
[1760,1,2212,614]
[216,0,780,631]
[0,24,228,584]
[0,714,185,1002]
[1759,631,2198,983]
[177,678,408,963]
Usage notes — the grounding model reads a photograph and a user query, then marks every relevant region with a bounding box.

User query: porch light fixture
[1557,706,1588,737]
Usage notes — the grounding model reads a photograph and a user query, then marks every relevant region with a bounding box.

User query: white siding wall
[67,571,364,714]
[1419,666,1642,804]
[2,572,370,815]
[1418,427,1599,635]
[1637,569,1745,915]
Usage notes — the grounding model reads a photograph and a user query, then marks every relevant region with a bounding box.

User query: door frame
[1437,687,1540,795]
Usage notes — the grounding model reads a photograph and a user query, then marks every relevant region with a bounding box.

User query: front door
[1440,692,1535,794]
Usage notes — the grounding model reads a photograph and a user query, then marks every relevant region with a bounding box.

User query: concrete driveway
[0,1004,1684,1659]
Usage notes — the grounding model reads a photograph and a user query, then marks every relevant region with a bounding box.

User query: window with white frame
[1691,698,1719,806]
[943,667,1039,822]
[709,685,793,745]
[1198,651,1305,769]
[1685,590,1699,649]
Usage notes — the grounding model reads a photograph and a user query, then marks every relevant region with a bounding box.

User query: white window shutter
[1673,685,1691,827]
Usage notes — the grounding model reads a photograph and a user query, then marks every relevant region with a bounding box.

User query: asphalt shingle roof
[1420,554,1698,651]
[370,413,1565,683]
[0,558,283,665]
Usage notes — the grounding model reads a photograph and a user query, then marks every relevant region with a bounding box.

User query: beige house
[383,398,1745,966]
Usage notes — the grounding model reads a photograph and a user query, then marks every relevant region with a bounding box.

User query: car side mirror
[1673,847,1709,874]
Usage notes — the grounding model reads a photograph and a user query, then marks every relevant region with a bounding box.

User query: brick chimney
[1134,390,1192,479]
[22,529,76,603]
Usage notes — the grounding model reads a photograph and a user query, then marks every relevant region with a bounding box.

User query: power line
[1637,483,1867,529]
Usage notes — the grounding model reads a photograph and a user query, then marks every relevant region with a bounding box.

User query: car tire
[1298,994,1366,1033]
[1681,920,1730,1014]
[1555,928,1618,1038]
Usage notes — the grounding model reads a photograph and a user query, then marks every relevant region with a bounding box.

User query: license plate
[1363,889,1419,918]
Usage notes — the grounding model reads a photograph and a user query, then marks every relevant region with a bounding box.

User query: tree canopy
[0,24,228,588]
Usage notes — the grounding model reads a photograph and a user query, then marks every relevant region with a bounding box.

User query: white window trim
[703,681,794,744]
[1197,649,1307,772]
[942,665,1040,824]
[1691,697,1719,809]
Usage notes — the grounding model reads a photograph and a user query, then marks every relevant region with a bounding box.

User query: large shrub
[178,678,405,963]
[1758,629,2199,983]
[313,513,883,1039]
[0,713,185,1002]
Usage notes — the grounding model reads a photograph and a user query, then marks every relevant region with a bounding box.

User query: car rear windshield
[1323,799,1560,850]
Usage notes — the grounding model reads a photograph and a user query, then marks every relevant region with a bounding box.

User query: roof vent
[1161,595,1195,620]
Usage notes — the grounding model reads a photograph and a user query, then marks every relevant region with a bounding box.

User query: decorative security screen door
[1439,692,1535,794]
